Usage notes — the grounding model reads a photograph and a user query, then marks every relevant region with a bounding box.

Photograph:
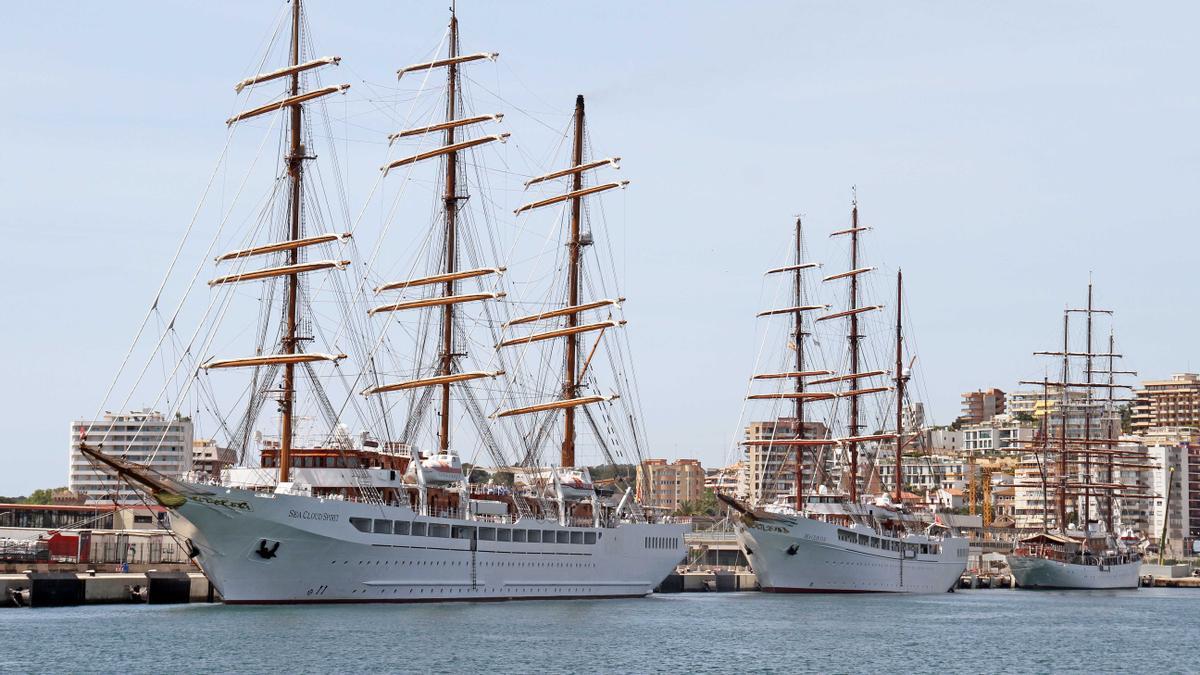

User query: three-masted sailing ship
[720,201,967,593]
[79,1,686,604]
[1006,282,1146,589]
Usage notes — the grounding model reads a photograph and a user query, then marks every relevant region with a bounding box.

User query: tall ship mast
[1006,281,1148,589]
[78,0,687,605]
[720,199,967,593]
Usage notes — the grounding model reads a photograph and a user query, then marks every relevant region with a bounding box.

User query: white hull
[1007,555,1140,589]
[735,516,967,593]
[171,484,688,604]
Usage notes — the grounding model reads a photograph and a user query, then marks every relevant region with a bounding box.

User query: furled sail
[203,353,347,369]
[397,52,498,78]
[374,267,504,293]
[215,233,350,262]
[757,304,828,318]
[363,371,503,396]
[208,260,349,286]
[504,298,622,327]
[493,394,616,419]
[388,114,503,142]
[226,84,350,126]
[368,292,504,316]
[497,319,624,348]
[234,56,340,93]
[513,181,629,215]
[524,158,621,187]
[382,134,509,175]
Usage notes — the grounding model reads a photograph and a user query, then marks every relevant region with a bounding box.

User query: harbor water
[1,589,1196,673]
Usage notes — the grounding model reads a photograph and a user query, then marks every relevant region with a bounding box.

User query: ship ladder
[470,531,478,590]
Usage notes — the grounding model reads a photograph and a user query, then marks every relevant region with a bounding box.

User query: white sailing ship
[1004,283,1146,589]
[80,1,686,604]
[722,205,967,593]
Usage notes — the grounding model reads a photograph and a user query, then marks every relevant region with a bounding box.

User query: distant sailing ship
[720,201,967,593]
[1005,282,1146,589]
[80,0,686,604]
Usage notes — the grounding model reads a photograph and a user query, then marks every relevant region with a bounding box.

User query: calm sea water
[1,589,1196,673]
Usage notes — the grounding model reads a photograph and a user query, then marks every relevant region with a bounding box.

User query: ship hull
[170,484,688,604]
[1007,555,1140,590]
[735,515,967,594]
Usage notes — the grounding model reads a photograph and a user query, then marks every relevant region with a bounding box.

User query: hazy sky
[2,2,1198,495]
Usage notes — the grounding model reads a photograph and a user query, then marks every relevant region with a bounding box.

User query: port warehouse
[0,503,190,569]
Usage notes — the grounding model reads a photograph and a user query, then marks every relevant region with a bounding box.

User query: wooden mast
[279,0,304,484]
[1082,282,1094,528]
[847,199,862,502]
[439,10,461,453]
[893,269,904,502]
[561,95,585,469]
[792,217,806,511]
[1104,329,1116,534]
[1057,311,1070,532]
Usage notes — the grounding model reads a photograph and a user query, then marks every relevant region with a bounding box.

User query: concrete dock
[2,570,218,607]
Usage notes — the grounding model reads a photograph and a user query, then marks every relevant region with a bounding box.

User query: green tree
[673,489,720,517]
[24,487,67,505]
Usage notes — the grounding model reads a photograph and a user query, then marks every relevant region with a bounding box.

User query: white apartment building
[877,455,972,494]
[961,415,1036,454]
[743,419,828,505]
[69,409,194,504]
[1146,434,1199,557]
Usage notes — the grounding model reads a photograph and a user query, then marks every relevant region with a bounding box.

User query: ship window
[394,521,410,536]
[479,528,496,541]
[857,534,869,546]
[452,526,475,540]
[350,517,372,533]
[497,528,511,542]
[325,457,335,467]
[373,519,393,534]
[869,537,879,548]
[411,522,427,537]
[556,531,570,544]
[570,531,583,545]
[584,532,597,545]
[838,530,854,543]
[525,530,539,543]
[543,530,556,543]
[429,524,450,538]
[513,529,528,543]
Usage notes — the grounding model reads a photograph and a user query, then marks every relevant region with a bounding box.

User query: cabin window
[325,457,335,467]
[556,531,570,544]
[570,531,583,545]
[857,534,869,546]
[543,530,557,543]
[869,537,879,549]
[479,528,496,542]
[838,529,854,543]
[513,529,528,543]
[429,524,450,538]
[373,519,393,534]
[411,522,427,537]
[394,521,410,536]
[350,517,372,533]
[584,532,597,545]
[497,528,511,542]
[525,530,539,543]
[452,526,475,540]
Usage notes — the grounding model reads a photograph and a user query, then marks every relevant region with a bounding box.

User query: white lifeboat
[415,451,465,485]
[557,468,595,501]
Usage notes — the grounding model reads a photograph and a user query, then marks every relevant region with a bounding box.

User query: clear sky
[2,2,1198,495]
